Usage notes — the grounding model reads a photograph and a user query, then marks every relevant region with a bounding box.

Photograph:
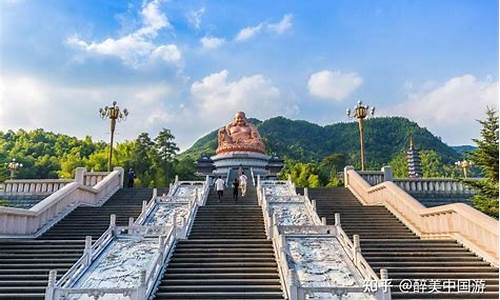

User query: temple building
[196,112,283,178]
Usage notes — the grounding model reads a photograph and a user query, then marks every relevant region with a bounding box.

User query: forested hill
[180,116,461,169]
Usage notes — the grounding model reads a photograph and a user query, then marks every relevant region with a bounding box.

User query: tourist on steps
[214,176,225,202]
[232,178,239,201]
[239,172,248,197]
[127,168,135,188]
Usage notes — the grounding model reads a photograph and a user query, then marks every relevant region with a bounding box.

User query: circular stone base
[211,151,271,176]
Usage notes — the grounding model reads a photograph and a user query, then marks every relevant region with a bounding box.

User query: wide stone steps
[153,186,283,300]
[309,187,499,299]
[0,188,156,299]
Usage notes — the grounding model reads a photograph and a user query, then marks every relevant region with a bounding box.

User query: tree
[155,129,179,162]
[467,108,499,218]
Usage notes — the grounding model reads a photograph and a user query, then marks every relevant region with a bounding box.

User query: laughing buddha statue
[216,112,266,154]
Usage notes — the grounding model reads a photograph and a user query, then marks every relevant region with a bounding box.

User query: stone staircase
[306,187,499,299]
[153,186,284,299]
[0,187,157,299]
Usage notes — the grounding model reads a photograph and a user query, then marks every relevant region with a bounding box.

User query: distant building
[406,134,422,178]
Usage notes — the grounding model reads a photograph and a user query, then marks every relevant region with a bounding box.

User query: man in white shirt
[239,172,248,197]
[214,176,225,202]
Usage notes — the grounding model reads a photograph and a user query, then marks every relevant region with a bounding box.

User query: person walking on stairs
[127,168,135,188]
[214,176,225,202]
[232,178,239,201]
[239,171,248,197]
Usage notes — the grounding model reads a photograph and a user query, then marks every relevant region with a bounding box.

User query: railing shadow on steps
[0,167,125,238]
[256,177,391,300]
[44,176,211,300]
[345,166,499,267]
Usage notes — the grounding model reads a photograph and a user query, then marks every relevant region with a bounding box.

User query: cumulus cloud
[66,0,181,67]
[187,7,205,30]
[200,36,225,49]
[308,70,363,101]
[189,70,297,128]
[0,73,176,142]
[235,13,293,42]
[385,74,498,144]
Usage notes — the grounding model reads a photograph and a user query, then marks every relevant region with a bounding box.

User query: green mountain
[180,116,461,169]
[451,145,476,155]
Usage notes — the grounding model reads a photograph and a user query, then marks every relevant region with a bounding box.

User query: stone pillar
[344,166,354,187]
[381,166,393,182]
[113,167,125,188]
[74,167,86,185]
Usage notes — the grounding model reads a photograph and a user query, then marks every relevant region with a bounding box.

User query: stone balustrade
[0,179,73,195]
[345,166,499,267]
[358,167,475,197]
[0,167,124,238]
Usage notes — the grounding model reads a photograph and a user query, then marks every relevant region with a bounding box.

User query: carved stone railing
[135,177,210,238]
[46,176,211,300]
[257,178,390,299]
[45,220,176,300]
[345,166,499,267]
[0,168,124,238]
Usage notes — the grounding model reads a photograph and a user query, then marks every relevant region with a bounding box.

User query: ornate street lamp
[7,158,23,180]
[99,101,128,171]
[455,160,473,178]
[347,101,375,171]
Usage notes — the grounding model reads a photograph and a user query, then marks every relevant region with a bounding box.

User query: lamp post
[99,101,128,171]
[455,160,473,178]
[7,158,23,180]
[347,101,375,171]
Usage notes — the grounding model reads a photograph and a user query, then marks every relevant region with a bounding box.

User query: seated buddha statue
[216,112,266,154]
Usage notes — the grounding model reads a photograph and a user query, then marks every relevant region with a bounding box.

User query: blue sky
[0,0,498,149]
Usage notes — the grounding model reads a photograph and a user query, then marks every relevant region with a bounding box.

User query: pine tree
[467,108,499,218]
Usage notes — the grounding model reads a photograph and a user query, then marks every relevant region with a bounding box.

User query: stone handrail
[0,168,123,238]
[0,179,73,195]
[257,179,390,299]
[393,178,475,196]
[82,172,109,187]
[345,167,499,266]
[46,222,176,300]
[358,171,385,186]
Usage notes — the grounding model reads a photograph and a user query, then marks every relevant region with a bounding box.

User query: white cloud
[0,73,176,142]
[308,70,363,101]
[66,0,180,67]
[151,44,181,63]
[235,23,264,42]
[386,74,499,144]
[189,70,297,129]
[187,7,205,30]
[235,13,293,42]
[267,14,293,34]
[200,36,225,49]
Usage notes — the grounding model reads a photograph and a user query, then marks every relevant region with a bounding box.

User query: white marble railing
[46,219,177,300]
[0,168,123,238]
[345,166,499,267]
[46,176,211,300]
[257,178,390,300]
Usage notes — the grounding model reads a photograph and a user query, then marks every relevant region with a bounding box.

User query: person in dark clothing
[127,168,135,188]
[232,178,239,201]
